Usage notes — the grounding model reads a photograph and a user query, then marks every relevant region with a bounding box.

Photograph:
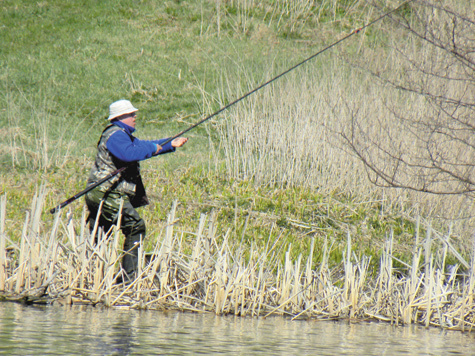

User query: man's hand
[171,137,188,148]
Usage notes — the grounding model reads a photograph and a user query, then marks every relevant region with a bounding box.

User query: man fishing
[85,99,188,283]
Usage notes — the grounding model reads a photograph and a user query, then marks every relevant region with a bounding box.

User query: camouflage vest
[87,124,149,208]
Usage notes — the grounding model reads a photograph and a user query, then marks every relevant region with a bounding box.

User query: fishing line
[49,0,412,214]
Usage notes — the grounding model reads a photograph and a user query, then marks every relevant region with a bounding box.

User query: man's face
[120,113,136,128]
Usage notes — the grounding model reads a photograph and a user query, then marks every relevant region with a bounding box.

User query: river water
[0,302,473,355]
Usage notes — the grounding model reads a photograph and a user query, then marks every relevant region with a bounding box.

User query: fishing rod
[49,0,411,215]
[50,168,126,214]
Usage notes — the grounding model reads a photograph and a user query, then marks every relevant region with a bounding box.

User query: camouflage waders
[85,186,146,278]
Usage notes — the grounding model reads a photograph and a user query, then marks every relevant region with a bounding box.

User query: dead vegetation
[1,189,474,332]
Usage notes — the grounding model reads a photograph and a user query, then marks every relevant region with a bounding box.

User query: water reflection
[0,302,473,355]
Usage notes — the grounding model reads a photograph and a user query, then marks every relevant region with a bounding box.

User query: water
[0,302,473,355]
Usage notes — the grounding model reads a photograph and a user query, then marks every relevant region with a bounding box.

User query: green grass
[1,0,470,273]
[1,0,339,168]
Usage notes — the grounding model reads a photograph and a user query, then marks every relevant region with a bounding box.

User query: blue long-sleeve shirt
[106,121,175,162]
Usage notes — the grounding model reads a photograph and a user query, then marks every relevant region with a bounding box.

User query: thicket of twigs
[1,190,474,331]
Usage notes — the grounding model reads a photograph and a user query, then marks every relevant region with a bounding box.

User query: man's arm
[106,131,157,162]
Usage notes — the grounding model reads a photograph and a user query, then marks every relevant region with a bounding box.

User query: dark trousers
[85,188,146,276]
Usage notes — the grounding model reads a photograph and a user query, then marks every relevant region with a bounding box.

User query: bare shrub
[212,0,475,240]
[340,0,475,197]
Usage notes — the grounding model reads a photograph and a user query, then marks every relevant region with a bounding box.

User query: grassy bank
[0,0,391,170]
[1,0,474,330]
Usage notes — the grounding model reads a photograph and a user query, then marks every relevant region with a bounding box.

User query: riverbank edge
[1,197,474,333]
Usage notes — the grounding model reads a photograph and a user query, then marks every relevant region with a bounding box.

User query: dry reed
[0,190,474,332]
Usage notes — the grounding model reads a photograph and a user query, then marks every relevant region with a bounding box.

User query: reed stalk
[0,194,6,290]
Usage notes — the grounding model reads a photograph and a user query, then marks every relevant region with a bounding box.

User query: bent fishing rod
[49,0,411,215]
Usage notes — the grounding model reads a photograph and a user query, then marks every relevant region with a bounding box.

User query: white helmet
[107,99,138,121]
